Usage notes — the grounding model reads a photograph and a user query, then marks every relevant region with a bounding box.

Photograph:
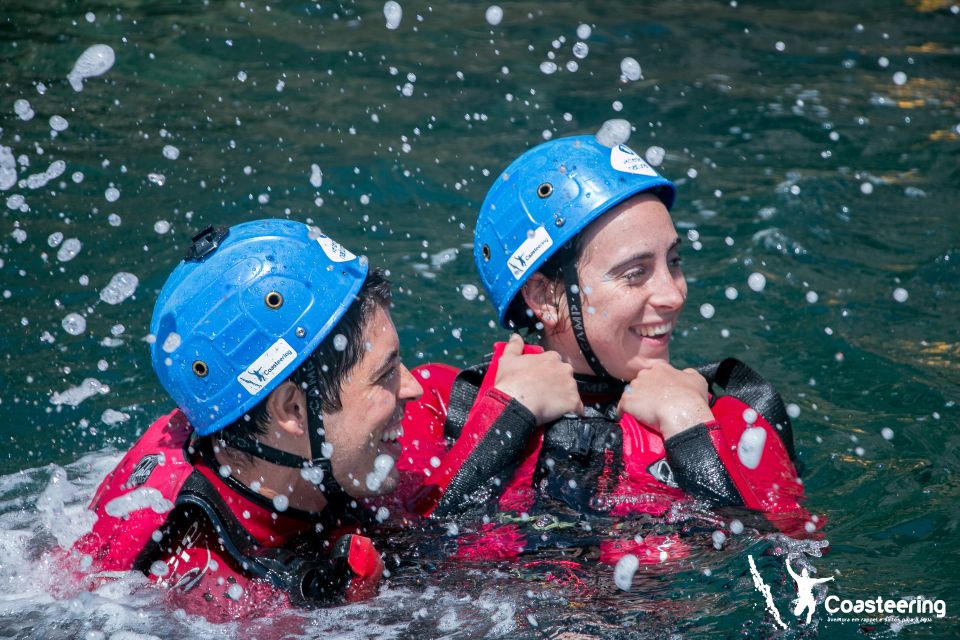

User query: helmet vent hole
[537,183,553,199]
[482,244,491,261]
[265,291,284,309]
[193,361,209,378]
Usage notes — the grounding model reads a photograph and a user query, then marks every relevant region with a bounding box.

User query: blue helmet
[474,134,676,328]
[150,219,368,436]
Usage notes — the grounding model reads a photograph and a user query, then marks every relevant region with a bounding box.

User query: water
[1,0,958,637]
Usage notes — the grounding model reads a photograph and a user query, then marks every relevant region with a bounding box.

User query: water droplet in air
[49,115,69,132]
[576,24,592,40]
[149,560,169,577]
[747,272,766,292]
[485,5,503,26]
[620,57,642,81]
[892,287,908,303]
[67,44,116,92]
[333,334,348,351]
[699,303,715,319]
[62,313,87,335]
[99,272,139,304]
[892,71,907,86]
[645,146,665,166]
[104,187,120,202]
[57,238,82,262]
[613,554,639,591]
[309,164,323,188]
[162,332,181,353]
[272,494,289,512]
[881,427,894,440]
[595,119,631,147]
[572,42,589,59]
[162,144,180,160]
[383,1,402,30]
[461,284,479,301]
[539,61,558,75]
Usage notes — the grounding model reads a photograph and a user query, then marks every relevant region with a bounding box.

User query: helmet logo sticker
[610,144,658,177]
[237,337,298,395]
[315,234,356,263]
[507,226,554,279]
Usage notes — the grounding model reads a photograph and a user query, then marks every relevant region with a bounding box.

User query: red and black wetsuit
[394,343,812,562]
[68,410,384,622]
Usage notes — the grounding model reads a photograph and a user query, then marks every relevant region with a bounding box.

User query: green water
[1,1,958,637]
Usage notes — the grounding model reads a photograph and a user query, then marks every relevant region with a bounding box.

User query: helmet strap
[218,356,351,513]
[558,243,614,379]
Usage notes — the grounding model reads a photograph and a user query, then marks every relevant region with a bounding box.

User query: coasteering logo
[747,555,946,629]
[237,338,298,395]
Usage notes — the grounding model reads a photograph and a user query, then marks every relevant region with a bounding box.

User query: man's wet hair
[219,268,392,445]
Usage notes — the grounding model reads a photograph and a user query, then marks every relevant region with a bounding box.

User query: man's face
[322,304,423,498]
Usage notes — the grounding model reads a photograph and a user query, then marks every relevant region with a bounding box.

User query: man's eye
[669,255,683,267]
[624,269,646,281]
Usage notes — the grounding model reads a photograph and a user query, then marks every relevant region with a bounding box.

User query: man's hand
[494,334,583,424]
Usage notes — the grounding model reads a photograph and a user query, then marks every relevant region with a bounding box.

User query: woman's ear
[520,273,562,330]
[266,381,307,437]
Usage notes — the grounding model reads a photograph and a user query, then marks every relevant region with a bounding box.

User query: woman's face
[546,194,687,381]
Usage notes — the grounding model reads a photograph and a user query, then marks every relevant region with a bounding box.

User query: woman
[396,135,810,562]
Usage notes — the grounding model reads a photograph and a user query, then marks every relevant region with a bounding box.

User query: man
[68,219,581,620]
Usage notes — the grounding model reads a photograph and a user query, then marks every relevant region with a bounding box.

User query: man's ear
[266,381,307,437]
[520,273,562,330]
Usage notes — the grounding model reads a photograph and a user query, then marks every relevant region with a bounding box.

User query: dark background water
[1,1,958,638]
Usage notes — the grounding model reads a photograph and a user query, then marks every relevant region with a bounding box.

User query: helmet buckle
[185,225,230,262]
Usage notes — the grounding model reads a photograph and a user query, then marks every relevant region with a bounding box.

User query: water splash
[595,119,632,147]
[67,44,116,92]
[383,1,402,30]
[99,272,139,305]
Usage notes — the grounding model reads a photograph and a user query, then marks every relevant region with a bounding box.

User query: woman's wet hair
[219,268,392,444]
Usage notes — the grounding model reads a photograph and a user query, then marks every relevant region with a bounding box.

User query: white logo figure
[787,558,834,624]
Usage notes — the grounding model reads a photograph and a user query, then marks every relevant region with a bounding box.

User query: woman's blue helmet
[150,219,368,436]
[474,134,676,328]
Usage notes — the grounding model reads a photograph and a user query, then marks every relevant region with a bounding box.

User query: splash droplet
[67,44,116,92]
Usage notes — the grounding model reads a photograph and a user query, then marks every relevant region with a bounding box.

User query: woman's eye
[623,269,645,281]
[669,255,683,268]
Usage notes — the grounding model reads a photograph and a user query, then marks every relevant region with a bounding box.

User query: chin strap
[219,355,351,512]
[558,242,613,379]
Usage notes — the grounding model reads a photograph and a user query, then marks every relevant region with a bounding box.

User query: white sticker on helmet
[237,338,298,395]
[507,226,554,279]
[610,144,658,177]
[315,234,356,263]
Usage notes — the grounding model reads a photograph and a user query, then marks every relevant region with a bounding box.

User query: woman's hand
[616,361,714,439]
[494,334,584,424]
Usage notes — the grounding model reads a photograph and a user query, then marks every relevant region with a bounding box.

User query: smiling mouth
[632,321,675,338]
[381,423,403,443]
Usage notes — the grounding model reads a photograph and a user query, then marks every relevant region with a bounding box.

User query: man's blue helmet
[150,219,368,436]
[474,134,676,328]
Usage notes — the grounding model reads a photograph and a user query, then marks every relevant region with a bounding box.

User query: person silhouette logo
[786,558,834,624]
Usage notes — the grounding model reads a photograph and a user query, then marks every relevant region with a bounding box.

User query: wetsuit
[395,342,812,562]
[69,410,384,622]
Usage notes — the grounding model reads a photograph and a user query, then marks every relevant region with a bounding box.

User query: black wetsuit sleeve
[664,423,745,507]
[431,389,538,518]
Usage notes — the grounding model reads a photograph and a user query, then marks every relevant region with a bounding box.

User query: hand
[616,361,713,439]
[494,334,584,424]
